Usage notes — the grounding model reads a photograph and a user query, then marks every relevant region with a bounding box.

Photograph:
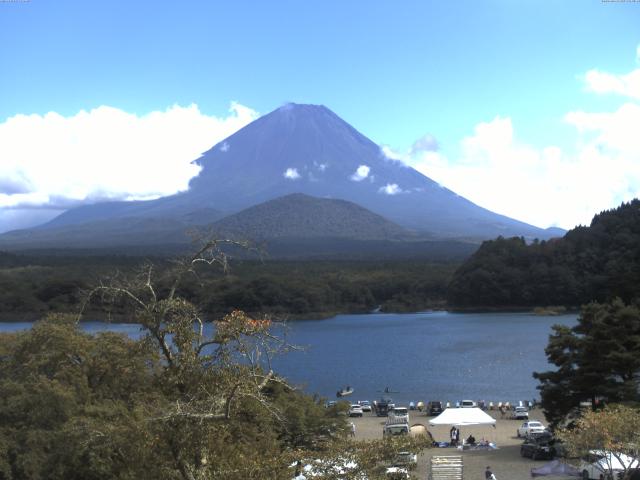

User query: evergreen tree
[534,299,640,428]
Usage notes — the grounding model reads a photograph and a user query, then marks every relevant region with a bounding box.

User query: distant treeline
[0,252,457,321]
[448,200,640,308]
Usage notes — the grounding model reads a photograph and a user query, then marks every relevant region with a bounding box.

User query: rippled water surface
[270,311,577,404]
[1,311,576,405]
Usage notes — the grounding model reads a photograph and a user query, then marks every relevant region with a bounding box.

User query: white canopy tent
[429,408,496,427]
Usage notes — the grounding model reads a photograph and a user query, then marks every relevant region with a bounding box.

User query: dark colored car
[520,432,563,460]
[428,401,443,416]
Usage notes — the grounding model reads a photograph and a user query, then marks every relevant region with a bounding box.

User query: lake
[0,311,576,405]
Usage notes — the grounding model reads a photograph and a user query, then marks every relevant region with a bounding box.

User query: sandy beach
[349,408,572,480]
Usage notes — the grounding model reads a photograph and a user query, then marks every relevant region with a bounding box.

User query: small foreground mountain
[211,193,411,240]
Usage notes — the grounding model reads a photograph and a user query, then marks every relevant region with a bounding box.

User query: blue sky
[1,0,639,232]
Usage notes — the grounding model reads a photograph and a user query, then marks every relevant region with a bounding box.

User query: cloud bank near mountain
[0,102,257,212]
[398,48,640,230]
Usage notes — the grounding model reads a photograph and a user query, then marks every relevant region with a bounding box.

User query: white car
[349,404,364,417]
[358,400,372,412]
[460,399,477,408]
[383,421,410,436]
[385,466,410,479]
[388,406,409,423]
[512,406,529,420]
[517,421,546,438]
[580,450,640,480]
[293,458,365,479]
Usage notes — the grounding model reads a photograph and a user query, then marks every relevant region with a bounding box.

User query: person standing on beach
[350,422,356,437]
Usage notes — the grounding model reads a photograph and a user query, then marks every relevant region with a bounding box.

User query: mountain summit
[4,103,559,250]
[186,102,553,239]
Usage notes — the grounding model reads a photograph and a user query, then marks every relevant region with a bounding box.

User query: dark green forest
[448,200,640,308]
[0,252,457,322]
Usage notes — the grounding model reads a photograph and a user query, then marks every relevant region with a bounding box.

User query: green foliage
[448,200,640,307]
[0,313,347,479]
[534,299,640,428]
[0,243,431,479]
[558,405,640,480]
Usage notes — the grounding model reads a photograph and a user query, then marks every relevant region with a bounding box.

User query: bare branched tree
[79,237,297,480]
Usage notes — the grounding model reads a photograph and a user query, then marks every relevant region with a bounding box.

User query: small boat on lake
[336,386,354,397]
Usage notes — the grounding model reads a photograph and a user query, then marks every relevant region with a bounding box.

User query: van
[383,421,410,436]
[388,406,409,423]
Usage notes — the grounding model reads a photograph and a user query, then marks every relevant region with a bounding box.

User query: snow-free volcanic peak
[5,103,560,245]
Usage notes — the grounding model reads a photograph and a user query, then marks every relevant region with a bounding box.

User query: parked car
[460,399,477,408]
[393,451,418,465]
[520,432,557,460]
[386,453,415,480]
[512,406,529,420]
[293,458,363,479]
[385,466,410,479]
[388,406,409,423]
[383,421,410,437]
[349,404,364,417]
[357,400,372,412]
[579,450,640,480]
[517,421,546,438]
[428,401,444,416]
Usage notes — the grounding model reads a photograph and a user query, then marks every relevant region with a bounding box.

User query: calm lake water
[0,311,576,405]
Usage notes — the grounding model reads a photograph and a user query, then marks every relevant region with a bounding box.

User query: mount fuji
[0,103,561,253]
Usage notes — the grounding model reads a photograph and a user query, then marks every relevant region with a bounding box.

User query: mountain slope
[2,103,561,249]
[0,194,479,260]
[184,103,555,239]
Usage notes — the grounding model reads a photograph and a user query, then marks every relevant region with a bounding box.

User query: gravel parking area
[348,408,572,480]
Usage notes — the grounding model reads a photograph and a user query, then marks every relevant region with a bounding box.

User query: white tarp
[429,408,496,427]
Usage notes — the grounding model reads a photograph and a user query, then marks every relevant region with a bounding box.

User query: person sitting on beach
[466,434,476,445]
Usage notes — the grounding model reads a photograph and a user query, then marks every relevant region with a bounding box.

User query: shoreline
[0,305,579,324]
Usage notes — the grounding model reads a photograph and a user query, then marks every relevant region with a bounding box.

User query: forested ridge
[0,253,456,321]
[448,200,640,308]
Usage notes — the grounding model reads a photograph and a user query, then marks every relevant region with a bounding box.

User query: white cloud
[583,68,640,100]
[0,102,258,210]
[350,164,370,181]
[219,141,230,152]
[409,133,439,154]
[283,168,301,180]
[395,46,640,230]
[380,145,404,161]
[581,45,640,100]
[378,183,404,195]
[405,108,640,229]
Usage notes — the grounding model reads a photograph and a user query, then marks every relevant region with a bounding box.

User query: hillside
[211,193,412,240]
[0,193,478,260]
[447,200,640,307]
